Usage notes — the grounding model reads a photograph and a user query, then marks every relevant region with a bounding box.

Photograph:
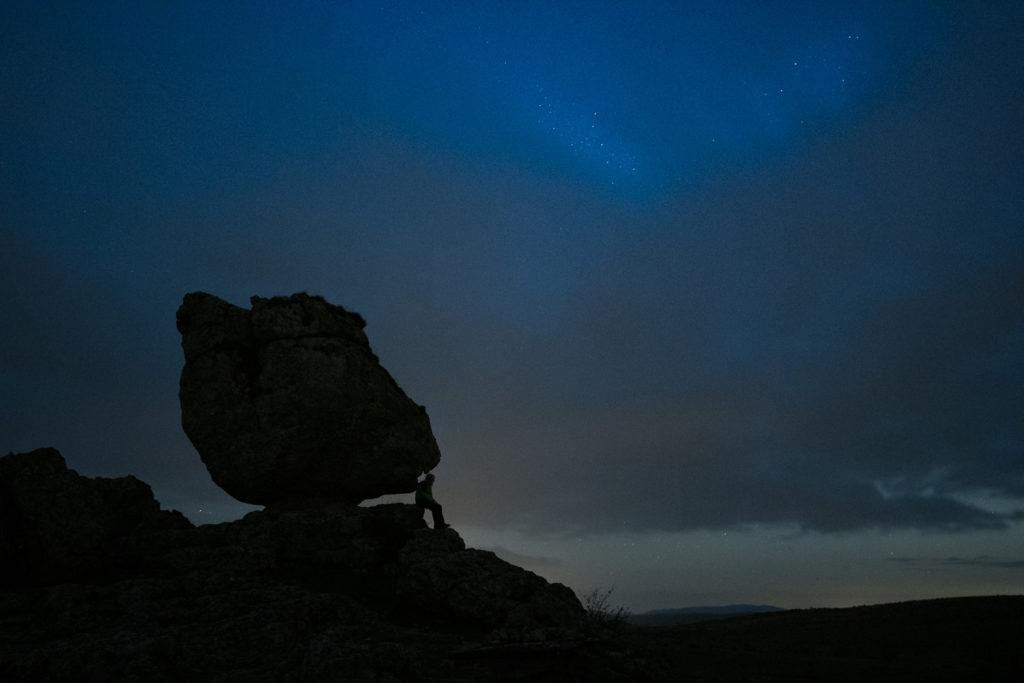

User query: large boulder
[0,448,191,586]
[176,292,441,506]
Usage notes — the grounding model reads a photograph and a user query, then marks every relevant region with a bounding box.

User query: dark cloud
[427,135,1024,535]
[426,151,1023,535]
[942,557,1024,569]
[890,556,1024,570]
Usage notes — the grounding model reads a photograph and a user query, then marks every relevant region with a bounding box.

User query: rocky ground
[0,448,592,682]
[2,562,1020,681]
[0,522,596,682]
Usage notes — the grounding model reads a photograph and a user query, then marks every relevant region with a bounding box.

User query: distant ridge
[629,603,784,626]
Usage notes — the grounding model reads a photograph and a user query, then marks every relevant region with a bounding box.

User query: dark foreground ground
[2,592,1021,681]
[610,595,1024,682]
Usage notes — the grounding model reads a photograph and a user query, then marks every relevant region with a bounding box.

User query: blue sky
[2,1,1022,611]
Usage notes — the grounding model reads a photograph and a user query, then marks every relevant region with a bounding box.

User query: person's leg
[427,501,447,529]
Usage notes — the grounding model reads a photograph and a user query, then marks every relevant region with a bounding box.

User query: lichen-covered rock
[176,292,441,506]
[0,448,191,586]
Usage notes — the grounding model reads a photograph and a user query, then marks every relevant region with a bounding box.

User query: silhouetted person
[415,473,448,530]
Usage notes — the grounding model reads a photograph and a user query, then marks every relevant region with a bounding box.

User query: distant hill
[625,595,1024,681]
[629,603,784,626]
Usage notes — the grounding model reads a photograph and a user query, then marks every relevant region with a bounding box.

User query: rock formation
[0,448,594,682]
[0,296,605,680]
[0,447,190,586]
[176,292,441,506]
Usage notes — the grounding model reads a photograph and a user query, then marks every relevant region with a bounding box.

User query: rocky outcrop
[398,532,585,631]
[0,448,591,681]
[0,447,191,586]
[176,292,441,506]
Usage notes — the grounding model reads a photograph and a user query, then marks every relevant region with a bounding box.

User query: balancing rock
[176,292,441,506]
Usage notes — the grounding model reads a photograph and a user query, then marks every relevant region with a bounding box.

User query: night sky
[3,1,1022,611]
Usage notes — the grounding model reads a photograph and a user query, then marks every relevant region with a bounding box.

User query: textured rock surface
[0,448,191,586]
[176,292,441,506]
